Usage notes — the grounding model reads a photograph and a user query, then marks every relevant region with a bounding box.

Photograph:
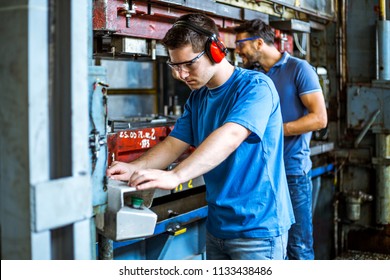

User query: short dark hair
[234,19,275,45]
[162,13,219,53]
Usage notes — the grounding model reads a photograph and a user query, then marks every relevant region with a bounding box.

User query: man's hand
[106,161,138,182]
[130,169,180,191]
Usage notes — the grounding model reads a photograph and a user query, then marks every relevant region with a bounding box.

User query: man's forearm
[284,112,327,136]
[133,136,190,170]
[171,122,251,184]
[286,91,328,136]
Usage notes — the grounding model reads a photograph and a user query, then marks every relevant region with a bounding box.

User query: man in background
[234,19,327,260]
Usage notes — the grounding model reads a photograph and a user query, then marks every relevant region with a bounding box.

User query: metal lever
[354,109,381,148]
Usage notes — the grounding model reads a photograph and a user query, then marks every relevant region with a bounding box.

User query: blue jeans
[206,231,288,260]
[286,173,314,260]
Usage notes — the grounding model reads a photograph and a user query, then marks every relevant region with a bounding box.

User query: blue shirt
[170,67,294,239]
[261,52,322,175]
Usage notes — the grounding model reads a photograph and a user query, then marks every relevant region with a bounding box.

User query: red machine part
[107,125,194,167]
[93,0,238,48]
[274,29,294,54]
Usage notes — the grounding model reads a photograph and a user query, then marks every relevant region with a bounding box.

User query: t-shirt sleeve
[224,78,275,142]
[296,61,323,96]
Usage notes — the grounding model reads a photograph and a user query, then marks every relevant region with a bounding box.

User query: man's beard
[248,62,261,70]
[241,56,260,70]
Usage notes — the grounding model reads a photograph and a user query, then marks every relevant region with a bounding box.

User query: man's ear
[254,38,264,50]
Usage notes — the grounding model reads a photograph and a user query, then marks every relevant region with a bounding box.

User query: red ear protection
[206,37,227,63]
[173,20,228,64]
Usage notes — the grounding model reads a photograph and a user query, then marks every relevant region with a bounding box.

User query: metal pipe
[376,134,390,225]
[379,0,386,20]
[377,0,389,80]
[376,18,380,80]
[336,0,346,147]
[377,20,390,80]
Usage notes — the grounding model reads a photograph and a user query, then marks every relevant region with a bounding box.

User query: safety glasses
[166,51,205,73]
[235,36,262,48]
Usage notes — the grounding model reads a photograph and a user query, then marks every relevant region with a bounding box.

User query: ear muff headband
[173,20,227,63]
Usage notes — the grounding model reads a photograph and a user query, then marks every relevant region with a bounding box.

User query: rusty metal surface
[93,0,175,37]
[336,250,390,260]
[347,85,390,132]
[346,227,390,255]
[217,0,335,21]
[93,0,240,48]
[107,123,174,166]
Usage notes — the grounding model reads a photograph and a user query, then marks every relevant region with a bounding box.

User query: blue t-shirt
[170,67,294,239]
[261,52,322,175]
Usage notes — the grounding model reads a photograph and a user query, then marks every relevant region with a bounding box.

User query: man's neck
[206,60,235,89]
[260,48,282,73]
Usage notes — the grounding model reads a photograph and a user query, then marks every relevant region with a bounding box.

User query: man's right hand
[106,161,137,182]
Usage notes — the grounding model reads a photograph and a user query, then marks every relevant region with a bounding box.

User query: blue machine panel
[89,66,109,212]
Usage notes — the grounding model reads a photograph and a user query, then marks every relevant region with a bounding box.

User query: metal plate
[347,85,390,132]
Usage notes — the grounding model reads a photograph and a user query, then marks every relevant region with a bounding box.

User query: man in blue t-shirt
[234,19,328,260]
[107,13,294,260]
